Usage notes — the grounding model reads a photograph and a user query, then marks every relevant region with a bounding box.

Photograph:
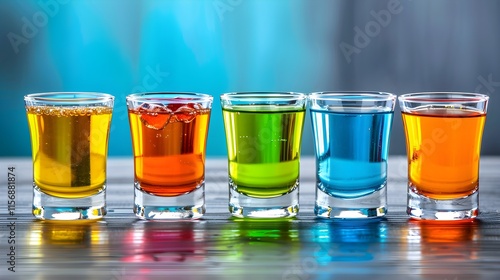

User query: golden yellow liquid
[26,106,112,198]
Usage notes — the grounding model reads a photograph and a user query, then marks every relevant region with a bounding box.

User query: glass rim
[220,91,306,101]
[24,92,114,102]
[398,92,489,103]
[309,91,396,101]
[126,92,213,102]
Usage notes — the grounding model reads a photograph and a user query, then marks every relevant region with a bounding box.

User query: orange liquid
[128,104,210,197]
[402,108,486,199]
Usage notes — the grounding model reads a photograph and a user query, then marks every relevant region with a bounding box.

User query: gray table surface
[1,156,500,279]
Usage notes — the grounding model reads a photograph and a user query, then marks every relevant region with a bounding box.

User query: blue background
[1,0,500,157]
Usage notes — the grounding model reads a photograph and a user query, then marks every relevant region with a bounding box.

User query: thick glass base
[229,184,299,218]
[314,184,387,219]
[134,182,205,220]
[407,186,478,220]
[32,186,106,220]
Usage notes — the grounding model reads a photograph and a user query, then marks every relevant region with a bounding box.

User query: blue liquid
[310,110,393,198]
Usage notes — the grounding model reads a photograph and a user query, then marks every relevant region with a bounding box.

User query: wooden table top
[1,156,500,279]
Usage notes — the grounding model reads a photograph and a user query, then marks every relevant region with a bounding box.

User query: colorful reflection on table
[406,219,480,278]
[216,218,300,261]
[121,220,206,264]
[309,219,388,263]
[211,218,300,278]
[27,219,108,250]
[25,220,109,279]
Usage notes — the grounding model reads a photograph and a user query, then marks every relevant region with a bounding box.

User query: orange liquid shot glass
[399,93,488,221]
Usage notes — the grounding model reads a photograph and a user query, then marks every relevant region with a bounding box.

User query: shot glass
[127,92,213,219]
[399,92,489,220]
[220,92,306,218]
[24,92,114,220]
[309,91,396,219]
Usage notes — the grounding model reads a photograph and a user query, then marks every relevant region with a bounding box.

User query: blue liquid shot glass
[309,91,396,219]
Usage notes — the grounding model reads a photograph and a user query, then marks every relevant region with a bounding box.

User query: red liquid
[128,103,210,197]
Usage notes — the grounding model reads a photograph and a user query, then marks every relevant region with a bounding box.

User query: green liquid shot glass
[220,92,306,218]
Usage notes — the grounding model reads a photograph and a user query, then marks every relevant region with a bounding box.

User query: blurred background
[1,0,499,158]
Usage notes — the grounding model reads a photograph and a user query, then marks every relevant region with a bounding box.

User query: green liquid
[223,105,305,198]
